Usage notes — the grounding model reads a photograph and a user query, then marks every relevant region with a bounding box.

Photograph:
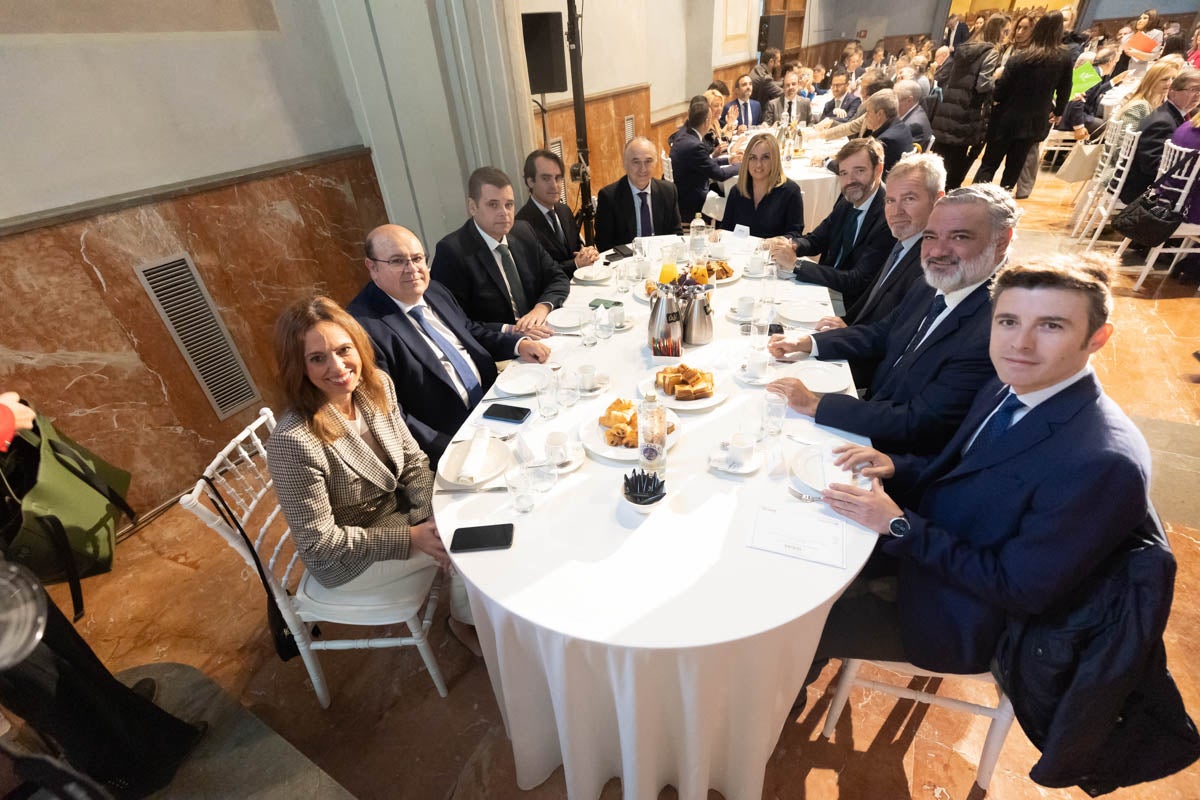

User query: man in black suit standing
[515,149,599,278]
[895,80,932,151]
[595,137,682,252]
[349,224,550,464]
[767,184,1018,455]
[432,167,571,336]
[670,96,741,223]
[862,89,914,175]
[768,138,895,309]
[812,153,946,387]
[1119,70,1200,203]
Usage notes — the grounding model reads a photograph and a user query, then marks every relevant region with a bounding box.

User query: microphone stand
[564,0,595,244]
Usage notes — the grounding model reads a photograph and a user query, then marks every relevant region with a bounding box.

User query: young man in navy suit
[432,167,571,337]
[767,184,1019,455]
[811,255,1152,684]
[515,149,599,277]
[720,73,762,130]
[348,224,549,465]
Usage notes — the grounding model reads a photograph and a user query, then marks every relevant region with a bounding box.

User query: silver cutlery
[434,486,508,495]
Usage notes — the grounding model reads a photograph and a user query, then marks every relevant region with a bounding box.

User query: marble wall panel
[0,153,387,512]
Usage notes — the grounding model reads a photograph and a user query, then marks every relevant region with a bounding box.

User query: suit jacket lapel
[907,282,989,362]
[326,399,398,493]
[857,245,920,321]
[618,180,637,239]
[941,375,1101,481]
[464,222,511,300]
[374,289,463,398]
[556,204,579,251]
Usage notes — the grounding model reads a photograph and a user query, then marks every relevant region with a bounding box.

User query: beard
[842,180,871,205]
[921,245,997,293]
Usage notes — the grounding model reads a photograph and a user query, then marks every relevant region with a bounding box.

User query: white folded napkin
[456,430,492,485]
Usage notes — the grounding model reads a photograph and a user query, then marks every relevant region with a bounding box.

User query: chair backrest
[661,148,673,181]
[1154,142,1200,213]
[1094,122,1129,181]
[1107,129,1143,195]
[178,408,306,599]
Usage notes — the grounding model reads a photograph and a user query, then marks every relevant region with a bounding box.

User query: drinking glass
[615,262,631,294]
[556,369,581,407]
[536,373,559,418]
[751,317,770,351]
[505,467,536,513]
[595,307,614,340]
[763,392,788,438]
[580,319,598,347]
[527,460,558,493]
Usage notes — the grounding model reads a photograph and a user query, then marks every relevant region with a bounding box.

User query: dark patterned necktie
[861,240,905,310]
[408,306,483,405]
[494,243,530,317]
[547,209,565,245]
[894,294,947,367]
[638,191,653,237]
[964,393,1025,455]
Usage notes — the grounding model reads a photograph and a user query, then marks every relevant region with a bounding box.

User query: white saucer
[709,447,764,475]
[551,451,586,474]
[725,308,754,324]
[735,363,774,386]
[579,375,611,396]
[613,320,635,332]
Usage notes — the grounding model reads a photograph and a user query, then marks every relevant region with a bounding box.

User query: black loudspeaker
[757,14,784,52]
[522,12,568,95]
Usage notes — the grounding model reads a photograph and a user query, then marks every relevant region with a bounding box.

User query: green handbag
[0,410,136,620]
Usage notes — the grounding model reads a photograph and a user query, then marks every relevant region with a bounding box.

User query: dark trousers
[975,136,1040,190]
[1059,100,1103,135]
[0,592,200,797]
[804,573,909,688]
[931,142,976,190]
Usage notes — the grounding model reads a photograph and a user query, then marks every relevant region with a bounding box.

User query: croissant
[621,427,639,448]
[605,423,631,447]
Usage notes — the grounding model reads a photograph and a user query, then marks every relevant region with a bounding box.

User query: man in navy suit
[818,70,861,123]
[720,74,762,130]
[811,255,1151,683]
[768,139,896,309]
[432,167,571,336]
[811,153,946,387]
[348,224,550,464]
[515,149,599,278]
[767,184,1019,455]
[670,96,741,223]
[594,137,683,251]
[862,89,914,175]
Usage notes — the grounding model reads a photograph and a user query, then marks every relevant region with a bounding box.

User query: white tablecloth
[432,242,877,799]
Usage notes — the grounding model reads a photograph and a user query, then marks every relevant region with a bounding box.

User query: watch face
[889,516,910,537]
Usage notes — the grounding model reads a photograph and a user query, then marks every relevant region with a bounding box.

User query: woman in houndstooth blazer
[265,296,449,591]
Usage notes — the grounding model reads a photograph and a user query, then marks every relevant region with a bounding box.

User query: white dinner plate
[580,408,681,462]
[546,307,585,331]
[796,362,850,394]
[631,281,656,303]
[436,437,510,487]
[573,264,613,284]
[706,262,743,285]
[637,373,727,411]
[494,363,548,396]
[777,301,829,326]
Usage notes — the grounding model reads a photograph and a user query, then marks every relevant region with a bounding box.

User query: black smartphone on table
[450,523,514,553]
[482,403,531,423]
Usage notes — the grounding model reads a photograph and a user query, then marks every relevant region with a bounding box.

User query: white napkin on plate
[456,430,492,485]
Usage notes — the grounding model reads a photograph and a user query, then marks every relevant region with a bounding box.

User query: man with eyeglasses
[348,224,550,465]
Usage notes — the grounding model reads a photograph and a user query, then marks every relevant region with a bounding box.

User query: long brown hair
[1021,11,1068,62]
[274,295,392,442]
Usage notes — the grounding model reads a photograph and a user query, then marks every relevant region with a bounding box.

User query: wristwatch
[887,515,910,538]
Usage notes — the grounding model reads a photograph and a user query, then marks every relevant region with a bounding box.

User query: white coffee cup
[579,364,599,390]
[609,303,625,327]
[748,252,766,275]
[710,241,727,259]
[728,432,755,469]
[746,350,770,378]
[736,295,756,318]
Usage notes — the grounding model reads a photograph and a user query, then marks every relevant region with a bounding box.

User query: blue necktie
[964,393,1025,455]
[408,305,484,406]
[638,191,653,237]
[894,294,947,366]
[834,209,863,269]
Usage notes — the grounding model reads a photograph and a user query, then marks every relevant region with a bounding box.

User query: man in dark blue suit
[767,184,1019,455]
[719,73,762,130]
[348,225,550,464]
[862,89,914,175]
[670,96,741,223]
[813,256,1152,683]
[432,167,571,337]
[811,153,947,387]
[515,149,599,278]
[818,70,861,123]
[768,138,895,309]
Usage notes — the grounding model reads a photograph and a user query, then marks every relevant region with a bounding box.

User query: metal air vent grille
[135,254,260,420]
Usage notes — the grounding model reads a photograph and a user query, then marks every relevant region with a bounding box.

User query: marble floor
[23,168,1200,799]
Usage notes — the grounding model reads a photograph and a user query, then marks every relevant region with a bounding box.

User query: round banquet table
[431,234,878,800]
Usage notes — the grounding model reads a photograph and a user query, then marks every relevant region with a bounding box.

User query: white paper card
[732,224,751,238]
[748,506,845,567]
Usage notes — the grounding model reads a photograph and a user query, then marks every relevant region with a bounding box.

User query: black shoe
[790,689,809,715]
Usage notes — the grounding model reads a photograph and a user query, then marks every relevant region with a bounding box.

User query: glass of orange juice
[691,260,709,284]
[659,245,679,283]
